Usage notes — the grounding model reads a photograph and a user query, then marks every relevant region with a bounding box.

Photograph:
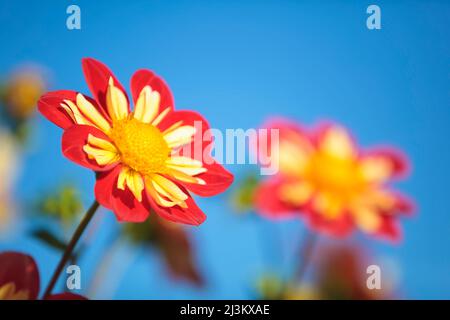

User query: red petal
[362,147,410,179]
[164,111,213,163]
[160,110,233,196]
[111,184,152,222]
[158,110,210,142]
[81,58,129,112]
[38,90,78,129]
[94,165,123,210]
[304,207,354,237]
[148,188,206,226]
[258,117,311,168]
[130,69,174,112]
[46,293,87,300]
[261,117,309,138]
[373,216,403,243]
[62,125,118,172]
[392,192,415,215]
[177,163,234,197]
[0,252,40,300]
[254,177,300,219]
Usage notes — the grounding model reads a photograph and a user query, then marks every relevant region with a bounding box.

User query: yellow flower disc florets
[110,117,170,175]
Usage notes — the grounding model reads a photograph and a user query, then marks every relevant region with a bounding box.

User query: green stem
[42,200,99,299]
[294,231,318,284]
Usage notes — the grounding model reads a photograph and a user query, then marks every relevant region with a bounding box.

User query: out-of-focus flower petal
[0,252,39,300]
[314,123,357,159]
[254,177,300,219]
[46,293,87,300]
[153,217,203,285]
[258,118,313,177]
[360,148,410,183]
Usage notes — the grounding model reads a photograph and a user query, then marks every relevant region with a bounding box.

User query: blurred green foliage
[231,173,260,212]
[122,217,157,245]
[36,185,83,225]
[256,274,286,299]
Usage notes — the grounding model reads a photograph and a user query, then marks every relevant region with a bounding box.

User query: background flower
[1,67,46,120]
[123,215,204,286]
[0,251,85,300]
[254,119,414,241]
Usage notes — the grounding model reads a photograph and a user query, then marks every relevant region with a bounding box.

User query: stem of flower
[294,230,319,284]
[42,200,100,299]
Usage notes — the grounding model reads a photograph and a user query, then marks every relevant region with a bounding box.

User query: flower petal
[62,125,118,171]
[76,93,111,133]
[172,162,234,197]
[147,174,189,206]
[147,189,206,226]
[82,58,129,113]
[117,167,145,202]
[315,123,357,159]
[254,177,300,219]
[161,111,214,166]
[305,208,354,237]
[352,206,382,233]
[0,252,39,300]
[372,215,402,243]
[259,118,313,176]
[95,165,122,210]
[46,293,87,300]
[111,182,151,222]
[106,77,129,121]
[163,125,197,149]
[360,148,410,183]
[130,69,174,117]
[38,90,78,129]
[133,86,161,123]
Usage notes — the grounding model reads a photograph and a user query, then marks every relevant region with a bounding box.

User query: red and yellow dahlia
[0,251,85,300]
[255,118,413,241]
[38,58,233,224]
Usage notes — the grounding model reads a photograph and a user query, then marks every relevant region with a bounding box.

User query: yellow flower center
[110,117,170,175]
[304,152,365,200]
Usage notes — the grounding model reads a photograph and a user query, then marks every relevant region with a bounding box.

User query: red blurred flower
[255,119,413,241]
[38,58,233,225]
[0,251,85,300]
[152,216,204,285]
[315,244,395,299]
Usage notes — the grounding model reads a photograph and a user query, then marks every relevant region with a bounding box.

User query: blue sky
[0,0,449,299]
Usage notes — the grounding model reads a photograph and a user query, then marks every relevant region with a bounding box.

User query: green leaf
[31,228,68,252]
